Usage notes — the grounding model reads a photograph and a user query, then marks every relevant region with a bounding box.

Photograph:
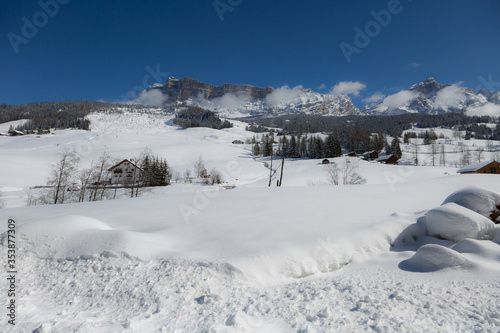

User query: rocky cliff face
[147,77,360,118]
[155,77,275,102]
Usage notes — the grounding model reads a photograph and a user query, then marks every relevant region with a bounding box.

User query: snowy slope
[1,115,500,332]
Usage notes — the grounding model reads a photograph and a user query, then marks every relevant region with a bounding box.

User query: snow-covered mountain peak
[362,78,499,116]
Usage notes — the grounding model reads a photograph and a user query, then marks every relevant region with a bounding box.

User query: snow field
[10,249,500,332]
[1,114,500,332]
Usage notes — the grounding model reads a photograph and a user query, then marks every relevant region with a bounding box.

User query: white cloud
[381,90,420,110]
[362,92,386,104]
[318,83,327,90]
[466,103,500,117]
[265,85,303,107]
[216,92,248,110]
[331,81,366,96]
[410,62,421,68]
[434,84,466,109]
[128,89,167,106]
[195,91,249,111]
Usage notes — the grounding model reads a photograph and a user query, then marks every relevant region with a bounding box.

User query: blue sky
[1,0,499,106]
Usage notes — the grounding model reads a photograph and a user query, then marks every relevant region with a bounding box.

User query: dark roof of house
[362,150,378,156]
[108,159,142,172]
[376,154,399,162]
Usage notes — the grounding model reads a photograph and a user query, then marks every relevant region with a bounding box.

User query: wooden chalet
[322,159,330,164]
[377,154,400,165]
[457,161,500,174]
[107,159,143,185]
[362,150,379,161]
[8,130,24,136]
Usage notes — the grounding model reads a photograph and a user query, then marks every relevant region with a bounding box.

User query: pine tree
[390,137,402,158]
[252,141,261,156]
[261,134,273,157]
[376,132,386,151]
[334,138,342,157]
[287,135,298,158]
[324,134,336,158]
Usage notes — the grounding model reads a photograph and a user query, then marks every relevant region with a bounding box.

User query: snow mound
[425,202,496,242]
[401,244,474,272]
[442,186,500,220]
[13,215,173,259]
[452,239,500,261]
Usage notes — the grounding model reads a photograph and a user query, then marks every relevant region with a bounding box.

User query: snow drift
[442,186,500,222]
[425,202,496,242]
[401,244,474,272]
[12,215,174,259]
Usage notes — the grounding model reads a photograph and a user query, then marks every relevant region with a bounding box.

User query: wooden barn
[457,161,500,174]
[8,130,24,136]
[362,150,379,161]
[377,154,400,165]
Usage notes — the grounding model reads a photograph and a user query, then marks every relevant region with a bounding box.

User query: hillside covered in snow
[1,113,500,332]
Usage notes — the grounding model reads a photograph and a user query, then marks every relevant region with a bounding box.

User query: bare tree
[475,146,485,163]
[209,168,223,185]
[77,163,95,203]
[325,159,366,185]
[173,171,181,183]
[45,151,80,204]
[439,144,446,167]
[90,153,111,202]
[430,142,438,166]
[193,156,206,178]
[453,129,463,140]
[460,148,471,168]
[493,150,500,162]
[413,141,419,166]
[184,169,192,183]
[341,160,366,185]
[325,163,339,185]
[486,140,494,152]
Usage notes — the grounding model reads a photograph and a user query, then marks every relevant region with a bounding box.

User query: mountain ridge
[146,76,360,118]
[362,77,500,116]
[143,77,500,118]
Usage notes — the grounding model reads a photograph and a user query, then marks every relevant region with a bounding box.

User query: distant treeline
[173,106,233,130]
[0,101,158,131]
[245,114,500,140]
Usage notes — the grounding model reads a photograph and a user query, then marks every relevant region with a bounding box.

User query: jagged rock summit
[147,77,360,118]
[154,76,275,101]
[361,77,499,116]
